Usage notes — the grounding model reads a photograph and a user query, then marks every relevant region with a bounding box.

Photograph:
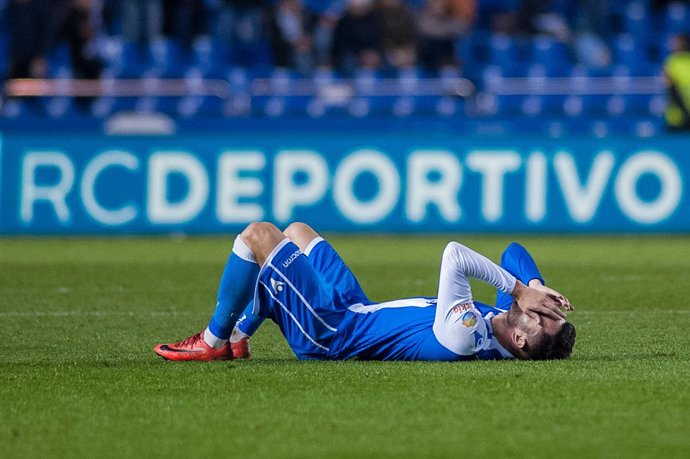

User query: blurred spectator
[162,0,206,48]
[491,0,569,40]
[448,0,477,26]
[121,0,162,45]
[215,0,269,67]
[375,0,418,70]
[664,34,690,131]
[417,0,467,71]
[518,0,569,40]
[311,1,346,68]
[62,0,103,79]
[6,0,54,78]
[572,0,611,68]
[269,0,317,74]
[332,0,383,73]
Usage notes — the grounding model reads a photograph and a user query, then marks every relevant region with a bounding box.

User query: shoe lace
[176,332,203,348]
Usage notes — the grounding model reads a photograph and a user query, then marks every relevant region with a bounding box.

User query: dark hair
[526,322,576,360]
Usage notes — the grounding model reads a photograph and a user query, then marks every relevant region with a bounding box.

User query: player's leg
[283,222,369,307]
[226,223,349,358]
[254,232,344,359]
[494,242,545,310]
[154,222,285,361]
[226,223,325,356]
[227,222,368,359]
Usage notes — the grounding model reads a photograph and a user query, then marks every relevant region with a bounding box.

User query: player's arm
[433,242,565,355]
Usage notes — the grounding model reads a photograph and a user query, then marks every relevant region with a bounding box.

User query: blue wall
[1,132,688,234]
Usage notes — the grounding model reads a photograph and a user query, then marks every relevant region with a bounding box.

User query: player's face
[508,304,565,341]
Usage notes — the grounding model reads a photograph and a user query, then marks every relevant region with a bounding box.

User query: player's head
[506,303,576,360]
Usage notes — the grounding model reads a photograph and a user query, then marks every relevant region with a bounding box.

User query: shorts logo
[282,250,301,269]
[271,278,285,293]
[461,310,478,327]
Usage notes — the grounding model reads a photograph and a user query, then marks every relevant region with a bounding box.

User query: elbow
[442,241,470,269]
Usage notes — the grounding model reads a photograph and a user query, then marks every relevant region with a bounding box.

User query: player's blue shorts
[253,237,369,359]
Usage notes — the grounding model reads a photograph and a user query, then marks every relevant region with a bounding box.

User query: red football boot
[154,331,233,361]
[231,337,252,359]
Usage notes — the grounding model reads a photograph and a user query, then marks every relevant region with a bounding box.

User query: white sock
[229,327,249,344]
[203,327,228,349]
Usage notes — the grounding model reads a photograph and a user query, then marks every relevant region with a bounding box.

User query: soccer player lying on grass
[155,222,575,362]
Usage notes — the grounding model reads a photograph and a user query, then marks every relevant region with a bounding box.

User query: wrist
[511,280,525,298]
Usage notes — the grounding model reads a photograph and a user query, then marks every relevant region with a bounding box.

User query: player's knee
[283,222,319,249]
[501,242,523,264]
[241,222,280,248]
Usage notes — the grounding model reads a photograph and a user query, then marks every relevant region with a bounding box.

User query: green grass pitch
[1,235,689,458]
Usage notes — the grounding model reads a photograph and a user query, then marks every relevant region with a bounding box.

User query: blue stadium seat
[435,96,462,117]
[118,42,150,78]
[665,2,690,34]
[91,97,117,118]
[391,96,416,117]
[149,39,193,78]
[613,34,652,75]
[531,36,571,76]
[178,95,222,118]
[520,95,543,116]
[623,2,651,43]
[489,34,520,75]
[194,37,232,78]
[649,94,666,117]
[562,95,584,118]
[227,67,250,94]
[605,95,627,116]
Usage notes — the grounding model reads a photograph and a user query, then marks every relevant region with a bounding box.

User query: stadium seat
[194,37,232,78]
[489,34,519,75]
[605,95,627,116]
[117,42,150,78]
[623,2,651,44]
[435,96,461,117]
[520,95,543,116]
[531,35,571,76]
[613,34,653,75]
[149,38,192,78]
[665,2,690,34]
[392,96,416,117]
[562,95,584,118]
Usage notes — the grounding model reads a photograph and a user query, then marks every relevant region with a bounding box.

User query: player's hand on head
[511,281,568,321]
[528,282,574,311]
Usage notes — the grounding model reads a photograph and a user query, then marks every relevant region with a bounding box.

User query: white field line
[0,311,199,317]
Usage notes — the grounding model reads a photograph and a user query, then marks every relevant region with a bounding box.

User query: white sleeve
[433,241,517,355]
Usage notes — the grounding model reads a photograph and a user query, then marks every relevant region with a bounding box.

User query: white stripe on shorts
[268,262,338,332]
[259,281,329,352]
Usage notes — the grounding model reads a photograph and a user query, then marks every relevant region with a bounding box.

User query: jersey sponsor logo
[461,310,478,327]
[472,330,484,348]
[271,278,285,293]
[282,250,301,269]
[451,302,473,314]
